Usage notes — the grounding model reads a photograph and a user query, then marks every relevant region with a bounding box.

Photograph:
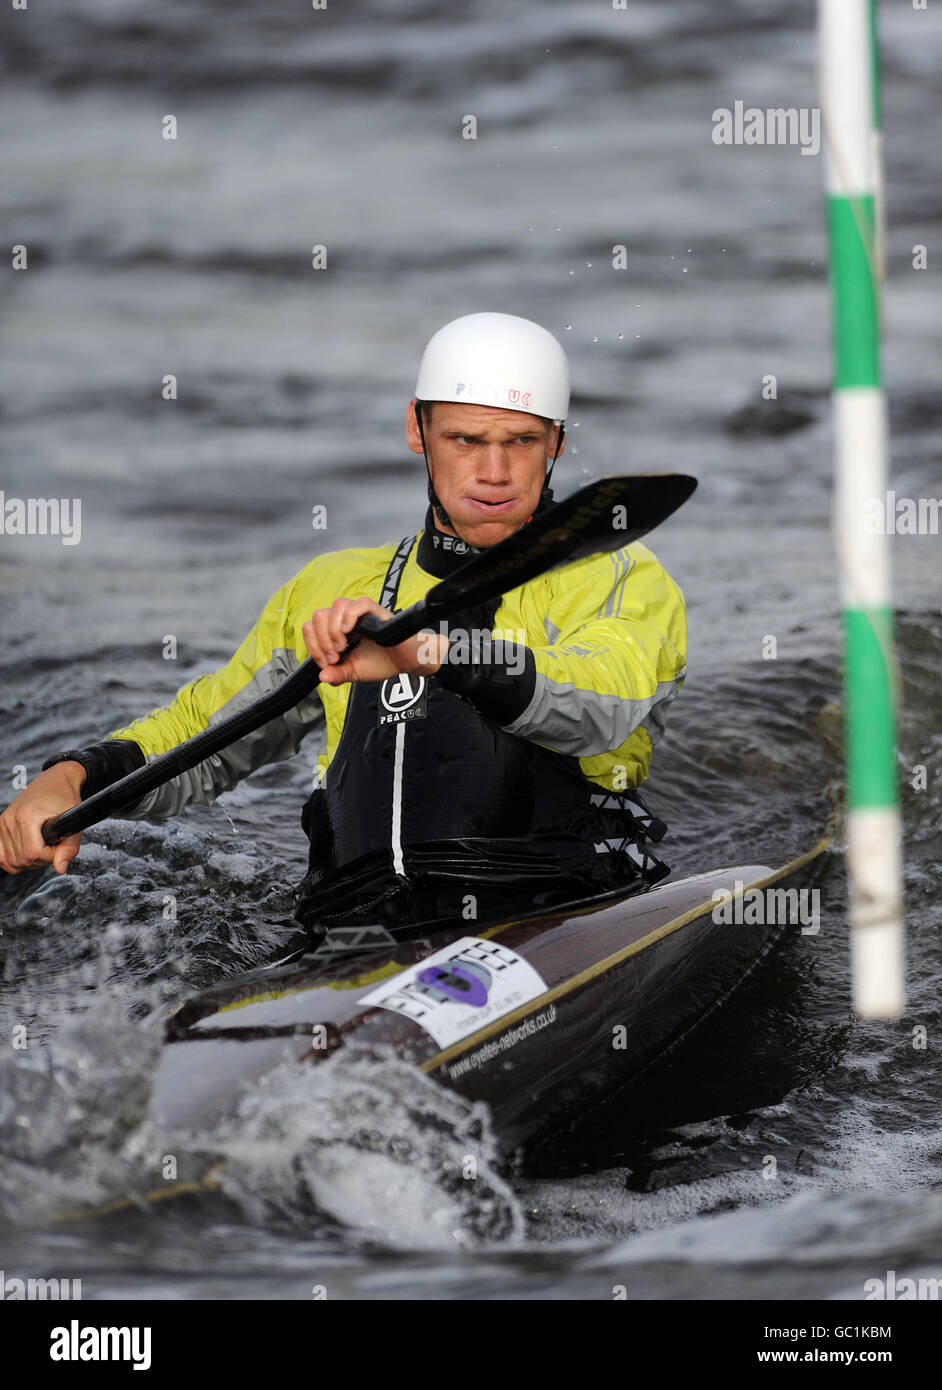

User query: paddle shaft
[40,612,404,845]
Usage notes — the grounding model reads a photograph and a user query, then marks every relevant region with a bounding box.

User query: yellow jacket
[107,534,687,818]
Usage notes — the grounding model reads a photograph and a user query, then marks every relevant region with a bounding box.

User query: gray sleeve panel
[503,669,686,757]
[638,675,684,746]
[122,648,325,821]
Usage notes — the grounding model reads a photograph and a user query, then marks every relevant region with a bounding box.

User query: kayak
[149,839,831,1157]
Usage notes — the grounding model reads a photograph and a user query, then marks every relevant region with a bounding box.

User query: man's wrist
[41,752,89,788]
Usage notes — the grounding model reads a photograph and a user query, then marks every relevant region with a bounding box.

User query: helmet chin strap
[414,401,453,528]
[414,400,564,531]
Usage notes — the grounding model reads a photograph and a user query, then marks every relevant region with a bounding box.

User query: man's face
[405,398,564,548]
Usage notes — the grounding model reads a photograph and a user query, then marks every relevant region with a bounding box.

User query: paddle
[37,473,696,848]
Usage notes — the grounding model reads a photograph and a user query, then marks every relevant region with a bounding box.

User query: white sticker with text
[360,936,547,1049]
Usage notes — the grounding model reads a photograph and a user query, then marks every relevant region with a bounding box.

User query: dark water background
[1,0,940,1300]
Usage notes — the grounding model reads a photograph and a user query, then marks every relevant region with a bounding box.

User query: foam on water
[519,1085,942,1279]
[194,1049,524,1248]
[0,1006,524,1249]
[0,997,164,1225]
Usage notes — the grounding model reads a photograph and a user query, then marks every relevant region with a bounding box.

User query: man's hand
[302,596,448,686]
[0,763,85,875]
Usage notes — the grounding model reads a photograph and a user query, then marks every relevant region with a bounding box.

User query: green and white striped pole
[819,0,903,1018]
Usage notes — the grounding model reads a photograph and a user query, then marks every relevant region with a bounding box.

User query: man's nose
[476,444,513,479]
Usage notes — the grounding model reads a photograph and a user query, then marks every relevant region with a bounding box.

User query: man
[0,313,687,934]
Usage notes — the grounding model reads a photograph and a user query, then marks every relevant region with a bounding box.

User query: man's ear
[406,397,426,455]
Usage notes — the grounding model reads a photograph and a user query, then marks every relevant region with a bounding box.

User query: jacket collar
[416,508,481,577]
[415,488,556,578]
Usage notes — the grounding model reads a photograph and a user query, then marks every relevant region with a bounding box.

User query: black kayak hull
[149,841,831,1155]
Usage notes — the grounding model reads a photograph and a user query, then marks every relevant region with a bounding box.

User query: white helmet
[414,312,570,425]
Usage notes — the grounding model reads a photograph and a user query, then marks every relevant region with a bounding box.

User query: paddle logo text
[0,493,82,546]
[711,883,820,934]
[712,101,820,156]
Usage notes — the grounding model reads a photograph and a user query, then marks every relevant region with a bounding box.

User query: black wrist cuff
[435,644,536,724]
[43,740,146,800]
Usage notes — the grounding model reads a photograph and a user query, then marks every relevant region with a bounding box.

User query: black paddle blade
[421,473,696,620]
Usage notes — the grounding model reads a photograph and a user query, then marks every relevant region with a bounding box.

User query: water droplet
[592,336,598,342]
[569,270,575,275]
[564,324,572,330]
[617,332,624,340]
[572,421,580,428]
[586,262,592,268]
[682,267,688,273]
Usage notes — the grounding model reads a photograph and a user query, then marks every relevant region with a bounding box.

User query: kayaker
[0,313,687,934]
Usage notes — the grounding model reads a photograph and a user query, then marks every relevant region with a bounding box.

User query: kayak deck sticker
[360,937,548,1048]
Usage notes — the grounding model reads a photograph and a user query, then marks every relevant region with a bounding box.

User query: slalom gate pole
[819,0,903,1017]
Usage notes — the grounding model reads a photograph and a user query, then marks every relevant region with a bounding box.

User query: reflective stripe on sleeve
[503,670,685,758]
